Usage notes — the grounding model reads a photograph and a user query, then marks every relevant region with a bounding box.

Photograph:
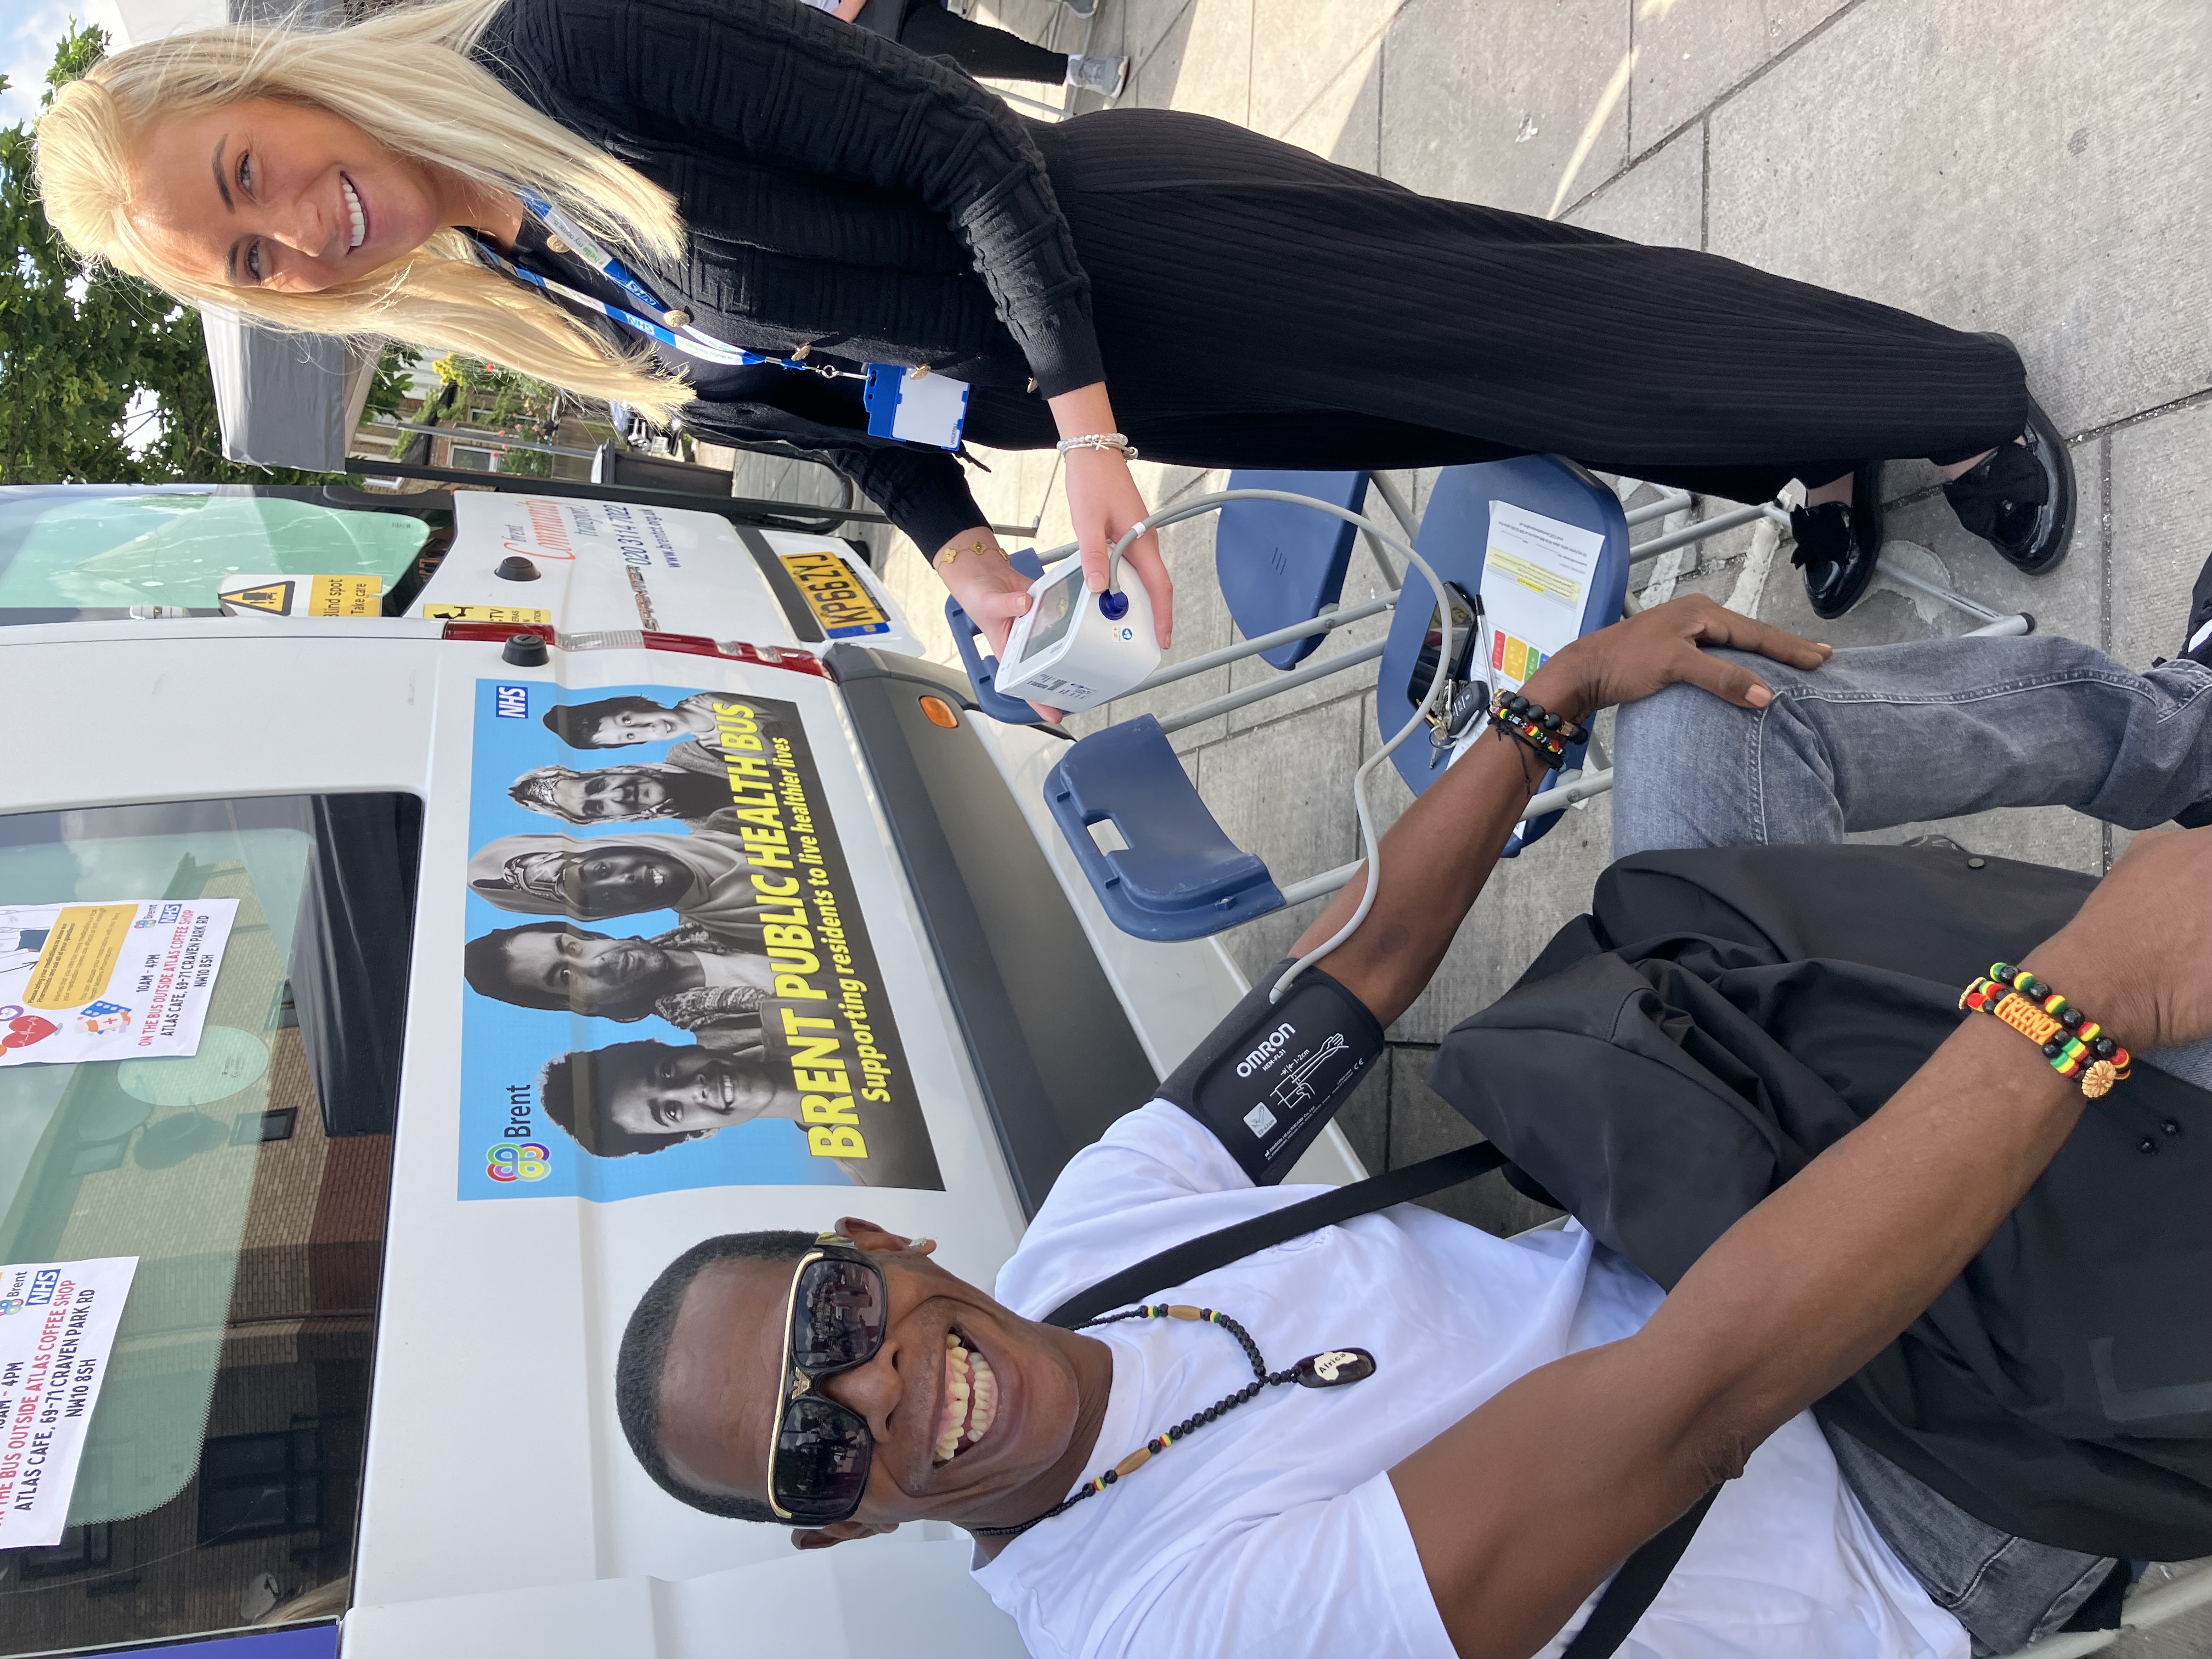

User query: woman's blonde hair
[34,0,694,420]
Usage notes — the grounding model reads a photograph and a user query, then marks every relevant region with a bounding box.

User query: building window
[197,1429,321,1545]
[232,1108,297,1146]
[447,445,496,472]
[8,1523,112,1579]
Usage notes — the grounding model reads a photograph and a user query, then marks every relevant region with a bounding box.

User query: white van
[0,480,1359,1659]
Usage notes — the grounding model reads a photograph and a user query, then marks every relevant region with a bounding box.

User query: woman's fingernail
[1747,685,1773,707]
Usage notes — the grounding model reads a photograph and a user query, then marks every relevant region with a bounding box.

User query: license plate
[780,550,891,639]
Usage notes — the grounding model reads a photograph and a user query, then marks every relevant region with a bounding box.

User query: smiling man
[614,596,2212,1659]
[509,763,736,825]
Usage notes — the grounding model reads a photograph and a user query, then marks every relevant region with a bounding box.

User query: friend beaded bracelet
[1959,962,2133,1098]
[1489,690,1587,766]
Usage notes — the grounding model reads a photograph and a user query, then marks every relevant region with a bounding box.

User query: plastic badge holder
[946,548,1048,724]
[993,561,1162,715]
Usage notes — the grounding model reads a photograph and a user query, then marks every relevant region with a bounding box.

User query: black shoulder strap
[1042,1142,1505,1328]
[1041,1143,1712,1659]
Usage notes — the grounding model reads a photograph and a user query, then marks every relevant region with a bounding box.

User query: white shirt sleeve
[1085,1473,1457,1659]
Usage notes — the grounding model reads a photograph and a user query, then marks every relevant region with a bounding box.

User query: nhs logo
[494,685,530,719]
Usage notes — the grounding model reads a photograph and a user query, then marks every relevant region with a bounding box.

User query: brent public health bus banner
[455,679,941,1200]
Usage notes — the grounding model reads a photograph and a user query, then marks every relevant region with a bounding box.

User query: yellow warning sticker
[218,573,383,618]
[24,904,137,1009]
[422,603,555,625]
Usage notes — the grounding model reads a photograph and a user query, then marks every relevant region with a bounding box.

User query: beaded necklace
[972,1303,1375,1540]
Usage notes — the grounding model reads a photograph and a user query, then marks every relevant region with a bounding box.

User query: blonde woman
[37,0,2069,657]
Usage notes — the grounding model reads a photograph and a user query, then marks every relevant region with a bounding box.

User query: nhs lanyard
[471,190,855,378]
[473,191,973,448]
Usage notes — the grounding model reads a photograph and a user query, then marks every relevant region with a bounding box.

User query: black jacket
[1430,844,2212,1561]
[477,0,1092,551]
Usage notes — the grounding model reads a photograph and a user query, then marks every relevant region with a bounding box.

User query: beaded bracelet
[1489,690,1587,766]
[1959,962,2132,1098]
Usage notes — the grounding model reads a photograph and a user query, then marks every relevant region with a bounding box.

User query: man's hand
[2028,826,2212,1056]
[1525,594,1832,723]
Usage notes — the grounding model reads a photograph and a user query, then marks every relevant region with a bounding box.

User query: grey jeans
[1610,633,2212,1651]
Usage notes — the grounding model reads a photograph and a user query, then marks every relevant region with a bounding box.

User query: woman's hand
[1064,447,1172,650]
[1522,594,1831,724]
[1048,382,1172,650]
[932,528,1063,721]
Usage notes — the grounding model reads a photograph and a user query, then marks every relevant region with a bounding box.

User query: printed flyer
[0,1257,138,1548]
[459,679,942,1200]
[0,900,239,1069]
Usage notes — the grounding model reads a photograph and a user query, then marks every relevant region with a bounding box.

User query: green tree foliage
[428,353,585,478]
[0,22,349,485]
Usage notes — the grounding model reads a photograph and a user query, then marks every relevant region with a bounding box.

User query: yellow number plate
[780,551,890,639]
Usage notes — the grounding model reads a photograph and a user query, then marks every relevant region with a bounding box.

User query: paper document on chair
[1481,502,1602,693]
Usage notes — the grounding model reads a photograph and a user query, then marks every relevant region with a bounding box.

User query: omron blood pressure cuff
[1156,960,1385,1186]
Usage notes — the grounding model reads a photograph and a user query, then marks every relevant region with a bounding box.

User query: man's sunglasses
[766,1237,889,1525]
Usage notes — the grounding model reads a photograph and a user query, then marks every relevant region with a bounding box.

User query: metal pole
[1156,639,1386,734]
[1630,502,1788,564]
[1130,596,1396,694]
[1622,488,1694,527]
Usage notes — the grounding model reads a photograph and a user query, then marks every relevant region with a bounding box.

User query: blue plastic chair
[1043,716,1288,942]
[1377,456,1629,854]
[1215,470,1372,669]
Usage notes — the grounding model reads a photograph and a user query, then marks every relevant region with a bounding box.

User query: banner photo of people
[460,679,942,1200]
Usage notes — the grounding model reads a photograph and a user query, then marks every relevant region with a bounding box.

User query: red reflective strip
[441,621,556,645]
[438,622,831,679]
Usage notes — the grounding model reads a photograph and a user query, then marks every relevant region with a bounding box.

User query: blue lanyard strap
[469,195,856,379]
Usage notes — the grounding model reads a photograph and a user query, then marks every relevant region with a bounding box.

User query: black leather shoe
[1942,334,2075,574]
[1790,462,1883,619]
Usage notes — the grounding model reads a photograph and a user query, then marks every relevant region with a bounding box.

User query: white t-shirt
[974,1101,1970,1659]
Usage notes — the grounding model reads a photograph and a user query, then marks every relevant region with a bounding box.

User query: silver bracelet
[1056,432,1139,459]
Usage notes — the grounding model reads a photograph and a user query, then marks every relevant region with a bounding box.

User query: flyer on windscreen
[0,901,239,1068]
[0,1257,138,1548]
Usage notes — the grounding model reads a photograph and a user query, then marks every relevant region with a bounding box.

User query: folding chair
[953,462,2033,944]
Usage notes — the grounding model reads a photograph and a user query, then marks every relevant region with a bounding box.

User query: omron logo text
[1235,1024,1297,1077]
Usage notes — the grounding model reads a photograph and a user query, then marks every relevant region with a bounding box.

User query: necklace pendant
[1293,1348,1376,1388]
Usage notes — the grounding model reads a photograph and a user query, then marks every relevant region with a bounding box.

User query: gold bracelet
[938,537,1006,570]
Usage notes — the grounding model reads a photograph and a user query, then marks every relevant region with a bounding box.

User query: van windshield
[0,487,444,621]
[0,794,417,1655]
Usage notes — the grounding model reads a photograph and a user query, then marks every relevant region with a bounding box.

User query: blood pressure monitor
[992,560,1161,714]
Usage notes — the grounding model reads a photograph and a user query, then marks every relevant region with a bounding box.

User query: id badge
[864,364,970,450]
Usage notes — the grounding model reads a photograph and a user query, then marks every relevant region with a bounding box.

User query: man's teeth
[933,1333,997,1464]
[342,178,365,251]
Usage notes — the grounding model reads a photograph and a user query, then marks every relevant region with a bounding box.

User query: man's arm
[1296,596,1831,1026]
[1387,821,2212,1657]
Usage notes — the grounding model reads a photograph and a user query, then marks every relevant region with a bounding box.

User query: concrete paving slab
[1249,0,1389,168]
[1379,0,1631,219]
[1706,0,2212,437]
[1628,0,1846,155]
[1564,126,1705,250]
[1198,697,1369,975]
[1131,0,1251,122]
[2110,400,2212,674]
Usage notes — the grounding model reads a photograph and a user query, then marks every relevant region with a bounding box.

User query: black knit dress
[480,0,2024,556]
